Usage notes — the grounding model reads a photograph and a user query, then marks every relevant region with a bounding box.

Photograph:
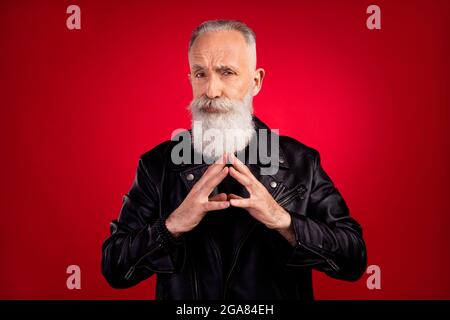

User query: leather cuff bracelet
[154,217,184,247]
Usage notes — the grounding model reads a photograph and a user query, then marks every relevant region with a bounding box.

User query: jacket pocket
[277,184,307,207]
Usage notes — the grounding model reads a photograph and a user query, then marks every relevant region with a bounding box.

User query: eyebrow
[216,65,238,73]
[191,64,239,74]
[191,64,205,72]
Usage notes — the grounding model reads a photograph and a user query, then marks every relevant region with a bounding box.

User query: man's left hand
[227,153,292,232]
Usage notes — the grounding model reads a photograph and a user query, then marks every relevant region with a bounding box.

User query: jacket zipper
[277,185,306,207]
[124,242,163,280]
[191,259,199,300]
[297,241,340,272]
[207,232,224,294]
[223,223,258,299]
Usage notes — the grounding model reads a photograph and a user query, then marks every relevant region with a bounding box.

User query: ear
[252,68,265,96]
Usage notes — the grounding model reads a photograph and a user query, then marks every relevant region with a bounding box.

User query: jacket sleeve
[286,151,367,281]
[101,157,185,289]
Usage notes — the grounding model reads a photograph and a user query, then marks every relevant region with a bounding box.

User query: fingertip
[215,155,225,165]
[230,152,239,163]
[219,193,228,201]
[216,201,229,209]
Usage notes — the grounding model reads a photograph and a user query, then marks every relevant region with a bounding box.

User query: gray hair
[189,20,256,50]
[188,20,257,68]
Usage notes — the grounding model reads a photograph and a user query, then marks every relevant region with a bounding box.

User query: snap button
[270,181,277,188]
[186,173,194,181]
[279,158,285,164]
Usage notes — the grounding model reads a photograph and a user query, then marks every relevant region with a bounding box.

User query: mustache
[190,96,236,113]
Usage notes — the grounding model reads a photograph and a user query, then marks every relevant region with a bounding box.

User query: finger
[204,200,230,212]
[217,152,228,165]
[228,193,243,200]
[229,197,252,208]
[196,154,227,188]
[209,193,228,201]
[229,166,253,191]
[202,166,229,194]
[229,152,252,176]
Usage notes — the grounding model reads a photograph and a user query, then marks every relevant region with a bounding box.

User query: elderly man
[102,20,367,300]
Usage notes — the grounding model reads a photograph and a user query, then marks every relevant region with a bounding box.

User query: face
[187,29,265,159]
[188,30,265,105]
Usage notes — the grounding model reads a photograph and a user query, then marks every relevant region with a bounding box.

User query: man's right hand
[165,154,230,237]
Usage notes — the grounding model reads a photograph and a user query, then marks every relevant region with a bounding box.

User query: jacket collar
[170,115,289,172]
[172,115,292,199]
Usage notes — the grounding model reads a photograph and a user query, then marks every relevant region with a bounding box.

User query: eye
[195,72,205,78]
[222,70,235,76]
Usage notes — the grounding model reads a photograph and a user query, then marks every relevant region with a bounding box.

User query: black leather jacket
[101,117,367,300]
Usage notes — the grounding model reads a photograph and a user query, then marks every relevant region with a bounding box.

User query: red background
[1,0,449,299]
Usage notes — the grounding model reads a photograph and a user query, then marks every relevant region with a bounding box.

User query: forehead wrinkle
[190,48,227,64]
[189,53,244,73]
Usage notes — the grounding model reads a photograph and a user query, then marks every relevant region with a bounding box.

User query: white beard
[188,90,255,161]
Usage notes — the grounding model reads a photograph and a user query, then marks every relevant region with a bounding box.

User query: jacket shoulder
[137,139,176,182]
[279,135,319,166]
[140,139,174,161]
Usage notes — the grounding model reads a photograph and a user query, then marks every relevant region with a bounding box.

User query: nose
[205,74,222,99]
